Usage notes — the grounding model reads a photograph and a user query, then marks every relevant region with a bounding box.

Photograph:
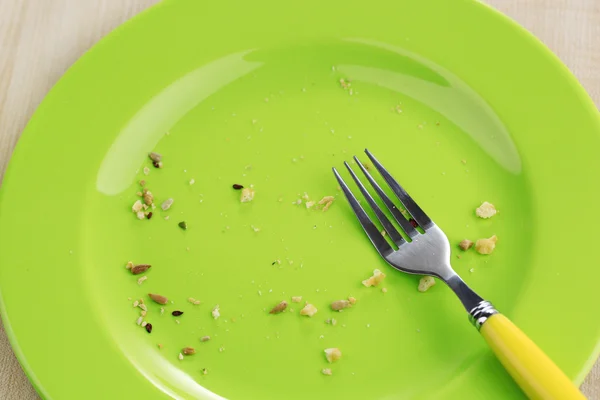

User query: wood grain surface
[0,0,598,399]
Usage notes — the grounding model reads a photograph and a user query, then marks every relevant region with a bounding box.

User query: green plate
[1,0,599,398]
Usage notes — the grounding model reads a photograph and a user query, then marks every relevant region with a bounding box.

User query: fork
[333,149,584,400]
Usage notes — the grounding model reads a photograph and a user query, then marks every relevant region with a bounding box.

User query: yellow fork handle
[480,313,585,400]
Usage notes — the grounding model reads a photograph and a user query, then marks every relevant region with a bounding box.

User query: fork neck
[445,274,484,313]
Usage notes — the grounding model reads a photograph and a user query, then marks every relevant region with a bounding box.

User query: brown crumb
[152,161,163,169]
[182,347,196,355]
[232,184,244,190]
[145,323,153,333]
[269,301,288,314]
[172,311,184,316]
[324,348,342,363]
[475,235,498,255]
[330,300,350,311]
[200,336,211,342]
[318,196,335,211]
[348,296,357,305]
[139,180,146,186]
[146,212,153,219]
[300,303,318,317]
[322,368,332,376]
[149,152,162,163]
[148,293,168,305]
[143,190,154,206]
[362,269,386,287]
[131,264,151,275]
[459,239,474,251]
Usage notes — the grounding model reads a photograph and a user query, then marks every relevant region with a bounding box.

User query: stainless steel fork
[333,149,583,400]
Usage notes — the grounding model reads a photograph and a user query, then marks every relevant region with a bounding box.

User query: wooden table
[0,1,598,398]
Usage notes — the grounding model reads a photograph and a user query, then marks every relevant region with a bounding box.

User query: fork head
[333,149,456,282]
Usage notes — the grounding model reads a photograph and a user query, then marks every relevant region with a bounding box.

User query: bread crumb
[418,276,435,292]
[137,276,147,285]
[476,202,497,219]
[143,167,150,176]
[459,239,474,251]
[362,269,386,287]
[211,305,220,319]
[136,211,145,220]
[348,296,357,305]
[322,368,332,376]
[291,296,302,303]
[161,198,174,211]
[324,348,342,363]
[382,287,388,293]
[305,201,315,209]
[326,318,337,326]
[132,200,143,213]
[300,303,318,317]
[178,353,184,360]
[188,297,201,305]
[240,188,255,203]
[126,261,134,270]
[200,336,211,342]
[330,300,350,311]
[269,301,288,314]
[475,235,498,255]
[318,196,335,211]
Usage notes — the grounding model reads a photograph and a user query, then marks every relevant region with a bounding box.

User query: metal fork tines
[333,149,483,312]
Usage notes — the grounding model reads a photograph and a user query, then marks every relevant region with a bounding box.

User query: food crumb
[305,201,315,209]
[200,336,211,342]
[161,198,174,211]
[182,347,196,355]
[132,200,143,213]
[418,276,436,292]
[459,239,474,251]
[382,287,388,293]
[269,301,288,314]
[291,296,302,303]
[322,368,332,376]
[178,353,184,361]
[475,235,498,255]
[137,276,148,285]
[189,179,195,185]
[348,296,357,305]
[212,305,221,319]
[318,196,335,211]
[232,184,244,190]
[362,269,386,287]
[300,303,318,317]
[158,344,163,349]
[126,261,134,270]
[202,368,208,375]
[136,316,143,326]
[476,202,497,219]
[143,167,150,176]
[148,293,168,305]
[324,348,342,363]
[178,221,188,230]
[326,318,337,326]
[330,300,350,311]
[240,188,255,203]
[188,297,201,305]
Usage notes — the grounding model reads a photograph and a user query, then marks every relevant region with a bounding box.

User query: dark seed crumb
[145,323,153,333]
[410,219,418,228]
[232,184,244,190]
[178,221,187,230]
[146,212,153,220]
[172,310,184,316]
[152,161,160,168]
[271,261,276,265]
